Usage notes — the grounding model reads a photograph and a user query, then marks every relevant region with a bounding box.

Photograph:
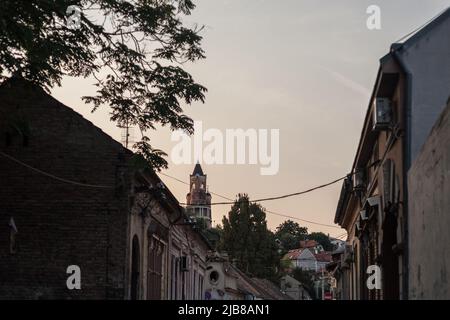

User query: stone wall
[408,102,450,299]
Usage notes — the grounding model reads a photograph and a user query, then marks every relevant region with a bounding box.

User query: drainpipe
[392,48,412,301]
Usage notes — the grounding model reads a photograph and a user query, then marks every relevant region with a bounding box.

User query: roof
[282,248,305,261]
[224,263,291,300]
[392,7,450,49]
[192,162,204,176]
[0,77,213,250]
[314,252,332,263]
[334,7,450,227]
[299,240,319,249]
[225,263,261,298]
[251,278,293,300]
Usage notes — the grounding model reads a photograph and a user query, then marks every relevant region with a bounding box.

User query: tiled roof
[224,263,291,300]
[282,248,305,260]
[299,240,319,248]
[314,252,332,262]
[251,278,293,300]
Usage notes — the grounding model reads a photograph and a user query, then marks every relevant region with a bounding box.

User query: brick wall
[0,78,131,299]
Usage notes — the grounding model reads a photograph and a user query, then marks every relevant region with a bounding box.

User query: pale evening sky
[51,0,450,237]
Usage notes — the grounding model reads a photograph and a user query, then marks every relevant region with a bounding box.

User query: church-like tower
[186,163,212,228]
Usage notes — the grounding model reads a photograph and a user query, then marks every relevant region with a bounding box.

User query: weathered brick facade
[0,78,133,299]
[0,77,211,300]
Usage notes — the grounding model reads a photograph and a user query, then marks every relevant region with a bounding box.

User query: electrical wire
[180,175,348,206]
[0,151,347,231]
[159,172,343,230]
[0,151,114,189]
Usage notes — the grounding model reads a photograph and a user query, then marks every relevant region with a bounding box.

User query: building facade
[333,8,450,300]
[0,77,210,299]
[205,253,290,300]
[280,275,311,300]
[282,245,331,272]
[408,101,450,299]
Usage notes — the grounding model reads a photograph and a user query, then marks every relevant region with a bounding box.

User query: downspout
[392,48,412,300]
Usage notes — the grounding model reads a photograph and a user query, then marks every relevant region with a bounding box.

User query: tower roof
[192,163,204,176]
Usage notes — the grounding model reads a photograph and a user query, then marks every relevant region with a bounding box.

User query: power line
[265,210,342,229]
[0,151,114,189]
[0,151,346,231]
[189,175,348,206]
[158,172,343,229]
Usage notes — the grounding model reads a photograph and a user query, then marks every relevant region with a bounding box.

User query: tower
[186,163,212,228]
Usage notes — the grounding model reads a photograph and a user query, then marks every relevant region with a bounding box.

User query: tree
[275,220,308,253]
[219,194,279,279]
[0,0,206,170]
[201,225,222,251]
[308,232,333,252]
[291,268,317,299]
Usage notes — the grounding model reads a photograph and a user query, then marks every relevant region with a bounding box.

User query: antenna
[118,120,135,148]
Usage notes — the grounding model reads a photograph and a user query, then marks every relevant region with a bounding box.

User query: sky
[51,0,450,237]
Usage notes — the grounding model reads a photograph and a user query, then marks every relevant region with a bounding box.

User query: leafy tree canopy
[0,0,206,170]
[219,194,279,279]
[308,232,334,252]
[291,267,317,299]
[275,219,308,253]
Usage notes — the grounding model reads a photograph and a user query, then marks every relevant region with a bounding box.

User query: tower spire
[186,164,212,228]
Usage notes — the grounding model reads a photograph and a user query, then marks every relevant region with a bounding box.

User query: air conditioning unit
[353,169,366,190]
[180,256,190,272]
[373,98,392,131]
[360,209,369,221]
[343,245,353,264]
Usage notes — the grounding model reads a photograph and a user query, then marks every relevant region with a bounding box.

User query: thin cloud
[316,64,371,97]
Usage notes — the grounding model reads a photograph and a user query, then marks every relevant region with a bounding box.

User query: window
[193,270,197,300]
[170,255,178,300]
[209,270,219,284]
[198,275,204,300]
[181,269,186,300]
[130,235,140,300]
[147,235,165,300]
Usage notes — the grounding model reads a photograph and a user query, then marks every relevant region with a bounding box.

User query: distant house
[282,247,331,272]
[280,275,311,300]
[0,77,211,299]
[299,239,322,252]
[205,253,291,300]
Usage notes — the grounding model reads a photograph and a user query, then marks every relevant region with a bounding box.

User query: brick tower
[186,163,212,228]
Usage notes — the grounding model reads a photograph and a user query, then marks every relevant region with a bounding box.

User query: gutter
[391,48,412,301]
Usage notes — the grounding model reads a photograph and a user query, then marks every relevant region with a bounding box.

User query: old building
[334,8,450,300]
[408,101,450,299]
[186,163,212,228]
[280,275,312,300]
[204,252,290,300]
[0,77,211,299]
[282,240,331,272]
